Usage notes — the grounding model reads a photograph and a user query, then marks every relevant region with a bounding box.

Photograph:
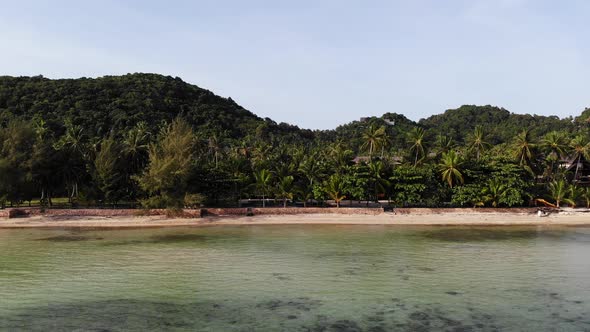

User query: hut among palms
[560,154,590,185]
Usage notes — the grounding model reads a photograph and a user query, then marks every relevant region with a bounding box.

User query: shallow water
[1,225,590,331]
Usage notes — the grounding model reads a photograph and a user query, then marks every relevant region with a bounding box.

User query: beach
[1,211,590,228]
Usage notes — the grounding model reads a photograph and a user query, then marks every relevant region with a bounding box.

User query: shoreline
[1,212,590,229]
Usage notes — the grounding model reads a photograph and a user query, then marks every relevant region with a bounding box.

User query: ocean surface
[1,225,589,331]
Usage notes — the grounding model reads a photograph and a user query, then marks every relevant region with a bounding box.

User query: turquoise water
[1,225,590,331]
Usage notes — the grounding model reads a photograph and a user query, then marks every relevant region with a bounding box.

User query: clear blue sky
[1,0,588,129]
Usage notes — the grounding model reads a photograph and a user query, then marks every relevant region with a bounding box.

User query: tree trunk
[283,199,287,208]
[574,156,581,182]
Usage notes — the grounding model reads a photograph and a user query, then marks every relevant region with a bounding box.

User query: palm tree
[407,127,426,166]
[236,140,251,159]
[361,125,387,159]
[467,125,489,161]
[513,129,535,175]
[329,143,354,173]
[208,134,222,168]
[434,134,455,157]
[276,176,295,208]
[296,182,314,208]
[253,169,273,207]
[123,122,150,173]
[541,131,568,179]
[299,156,321,187]
[582,187,590,208]
[439,150,464,188]
[368,161,390,202]
[569,135,590,182]
[482,179,508,207]
[325,174,346,208]
[53,121,88,202]
[567,184,581,208]
[547,179,573,208]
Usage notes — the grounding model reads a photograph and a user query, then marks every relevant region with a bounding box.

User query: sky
[0,0,588,129]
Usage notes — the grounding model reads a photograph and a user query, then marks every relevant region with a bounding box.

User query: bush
[184,193,205,208]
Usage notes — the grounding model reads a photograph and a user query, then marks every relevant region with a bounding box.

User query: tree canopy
[0,73,588,209]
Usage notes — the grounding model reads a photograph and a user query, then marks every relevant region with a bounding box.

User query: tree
[276,175,294,207]
[325,174,346,208]
[94,136,125,206]
[582,187,590,208]
[433,134,455,157]
[390,164,443,207]
[567,184,582,208]
[208,133,223,169]
[329,143,353,174]
[135,118,195,208]
[53,120,89,202]
[513,129,536,175]
[407,127,426,166]
[253,169,273,207]
[541,131,568,179]
[569,134,590,181]
[439,150,464,188]
[368,161,390,202]
[452,159,529,207]
[547,179,573,208]
[361,125,386,159]
[467,125,489,161]
[31,131,62,207]
[122,121,150,173]
[0,119,35,206]
[482,179,509,208]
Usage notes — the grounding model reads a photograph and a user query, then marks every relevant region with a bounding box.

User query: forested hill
[0,73,585,150]
[1,73,589,208]
[0,73,313,142]
[418,105,578,145]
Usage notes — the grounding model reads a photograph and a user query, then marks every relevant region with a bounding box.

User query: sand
[1,211,590,229]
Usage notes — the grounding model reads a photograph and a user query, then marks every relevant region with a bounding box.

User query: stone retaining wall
[1,207,538,219]
[393,208,537,215]
[204,208,248,216]
[251,207,384,215]
[0,207,384,218]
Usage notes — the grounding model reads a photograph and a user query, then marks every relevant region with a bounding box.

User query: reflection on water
[1,225,590,331]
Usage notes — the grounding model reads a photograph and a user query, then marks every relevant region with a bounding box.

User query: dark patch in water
[2,297,589,331]
[149,233,209,243]
[36,235,102,242]
[256,297,322,312]
[328,319,361,331]
[99,233,211,246]
[446,291,461,296]
[416,267,435,272]
[272,273,291,281]
[421,228,539,242]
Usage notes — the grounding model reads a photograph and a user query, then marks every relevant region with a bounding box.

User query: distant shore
[1,211,590,229]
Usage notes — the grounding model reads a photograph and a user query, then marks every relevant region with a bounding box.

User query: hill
[0,73,313,143]
[418,105,576,144]
[1,73,588,209]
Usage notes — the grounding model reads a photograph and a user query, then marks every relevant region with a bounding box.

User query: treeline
[0,74,589,209]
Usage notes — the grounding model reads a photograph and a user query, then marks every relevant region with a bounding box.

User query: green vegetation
[0,73,589,209]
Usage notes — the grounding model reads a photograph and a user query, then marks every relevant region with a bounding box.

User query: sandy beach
[1,211,590,229]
